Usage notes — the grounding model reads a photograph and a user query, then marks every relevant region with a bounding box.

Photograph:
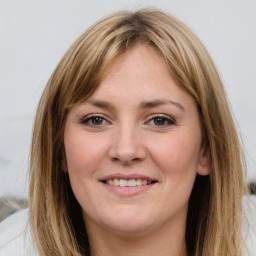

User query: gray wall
[1,0,256,198]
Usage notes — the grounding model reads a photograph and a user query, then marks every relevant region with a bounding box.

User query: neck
[85,217,188,256]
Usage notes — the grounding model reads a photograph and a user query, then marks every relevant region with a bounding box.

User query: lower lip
[102,183,157,196]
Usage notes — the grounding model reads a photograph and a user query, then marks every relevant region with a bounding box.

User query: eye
[148,115,175,127]
[80,115,109,127]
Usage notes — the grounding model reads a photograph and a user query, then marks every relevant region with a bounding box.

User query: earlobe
[197,147,211,176]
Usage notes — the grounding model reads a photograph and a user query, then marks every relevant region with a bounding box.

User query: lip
[102,182,157,196]
[99,173,158,196]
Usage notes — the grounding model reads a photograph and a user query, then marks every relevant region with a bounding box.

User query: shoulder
[0,208,38,256]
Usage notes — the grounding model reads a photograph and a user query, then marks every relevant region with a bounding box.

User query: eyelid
[146,114,176,126]
[79,113,176,127]
[80,114,111,126]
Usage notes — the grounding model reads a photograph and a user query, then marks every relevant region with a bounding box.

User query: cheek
[64,133,108,209]
[147,131,201,194]
[144,134,201,219]
[151,137,200,171]
[64,132,107,176]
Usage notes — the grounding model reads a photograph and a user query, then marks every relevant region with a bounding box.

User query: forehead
[88,44,194,107]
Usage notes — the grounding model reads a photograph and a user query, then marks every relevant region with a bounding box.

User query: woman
[0,8,250,256]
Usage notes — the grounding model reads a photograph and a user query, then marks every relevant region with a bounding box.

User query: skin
[64,44,210,256]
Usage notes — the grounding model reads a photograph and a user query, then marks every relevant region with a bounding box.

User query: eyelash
[80,114,176,128]
[146,114,176,127]
[80,115,110,127]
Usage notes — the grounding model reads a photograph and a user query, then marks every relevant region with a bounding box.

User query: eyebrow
[86,99,112,108]
[140,99,185,112]
[86,99,113,109]
[86,99,185,112]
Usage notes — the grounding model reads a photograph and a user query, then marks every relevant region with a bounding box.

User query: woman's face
[64,44,209,235]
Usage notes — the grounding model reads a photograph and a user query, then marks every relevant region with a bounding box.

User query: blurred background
[1,0,256,219]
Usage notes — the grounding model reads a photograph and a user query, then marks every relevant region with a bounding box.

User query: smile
[103,178,156,187]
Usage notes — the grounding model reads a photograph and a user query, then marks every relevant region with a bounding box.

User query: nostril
[111,156,142,165]
[108,139,146,164]
[112,157,119,162]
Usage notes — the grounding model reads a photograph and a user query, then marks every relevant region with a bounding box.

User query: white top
[243,196,256,256]
[0,196,256,256]
[0,208,38,256]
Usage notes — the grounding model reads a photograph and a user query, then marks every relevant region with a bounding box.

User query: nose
[108,124,146,165]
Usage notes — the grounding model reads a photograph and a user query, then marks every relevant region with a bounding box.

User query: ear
[197,145,210,176]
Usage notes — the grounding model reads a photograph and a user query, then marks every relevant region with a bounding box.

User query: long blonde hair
[29,9,247,256]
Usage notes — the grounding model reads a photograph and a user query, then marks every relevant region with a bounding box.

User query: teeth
[142,180,147,185]
[120,179,127,187]
[127,179,136,187]
[105,178,154,187]
[136,179,142,186]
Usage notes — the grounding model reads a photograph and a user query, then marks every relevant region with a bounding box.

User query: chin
[88,206,156,235]
[104,216,154,234]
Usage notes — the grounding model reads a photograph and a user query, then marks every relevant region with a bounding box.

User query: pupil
[93,117,103,125]
[154,117,165,125]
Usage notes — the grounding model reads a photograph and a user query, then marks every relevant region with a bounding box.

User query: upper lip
[99,173,157,182]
